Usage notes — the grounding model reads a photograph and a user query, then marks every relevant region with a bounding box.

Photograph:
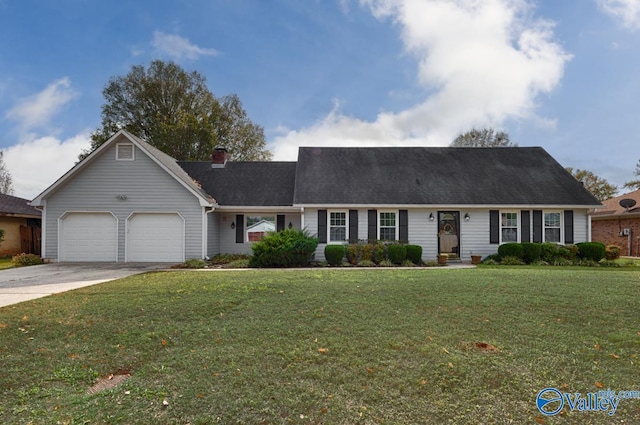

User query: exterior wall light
[230,221,235,229]
[464,213,470,221]
[429,213,434,221]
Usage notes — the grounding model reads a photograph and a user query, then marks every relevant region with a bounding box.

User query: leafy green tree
[81,60,272,161]
[450,127,515,147]
[565,167,617,202]
[0,151,14,195]
[623,159,640,191]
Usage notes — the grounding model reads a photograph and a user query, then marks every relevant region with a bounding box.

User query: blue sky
[1,0,640,199]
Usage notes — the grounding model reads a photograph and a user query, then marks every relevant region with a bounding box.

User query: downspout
[204,206,216,260]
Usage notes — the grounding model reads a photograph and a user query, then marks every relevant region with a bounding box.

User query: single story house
[0,193,42,256]
[591,189,640,256]
[30,130,601,263]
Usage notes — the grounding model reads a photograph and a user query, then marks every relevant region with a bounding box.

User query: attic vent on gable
[116,143,134,161]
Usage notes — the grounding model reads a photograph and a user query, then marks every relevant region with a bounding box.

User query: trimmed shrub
[482,253,501,263]
[605,245,621,260]
[497,243,524,259]
[576,242,606,262]
[346,244,359,265]
[401,259,415,267]
[558,244,579,260]
[387,244,407,265]
[372,242,386,264]
[249,228,318,268]
[540,243,559,263]
[406,244,423,264]
[324,244,346,266]
[12,253,43,267]
[356,260,376,267]
[521,242,541,264]
[378,259,394,267]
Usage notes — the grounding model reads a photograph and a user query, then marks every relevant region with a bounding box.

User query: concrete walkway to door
[0,262,174,308]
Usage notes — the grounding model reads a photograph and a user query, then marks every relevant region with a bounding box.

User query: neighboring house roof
[178,161,297,207]
[0,193,41,218]
[30,130,214,207]
[591,189,640,219]
[293,147,602,206]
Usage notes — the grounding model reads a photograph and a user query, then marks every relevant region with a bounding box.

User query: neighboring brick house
[0,193,42,256]
[591,189,640,257]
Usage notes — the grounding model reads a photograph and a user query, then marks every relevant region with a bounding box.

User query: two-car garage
[59,212,185,262]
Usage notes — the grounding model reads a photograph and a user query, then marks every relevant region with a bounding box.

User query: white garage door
[126,213,184,262]
[60,212,118,262]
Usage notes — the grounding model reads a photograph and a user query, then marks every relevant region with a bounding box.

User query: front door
[438,211,460,258]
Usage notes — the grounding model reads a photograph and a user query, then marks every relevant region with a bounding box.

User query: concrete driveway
[0,262,174,308]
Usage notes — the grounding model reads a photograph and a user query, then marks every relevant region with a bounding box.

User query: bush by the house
[210,253,251,265]
[576,242,606,262]
[406,244,423,264]
[540,243,559,263]
[500,256,524,265]
[605,245,621,260]
[324,245,346,266]
[558,244,579,260]
[498,242,524,259]
[12,253,43,267]
[387,244,407,265]
[249,229,318,268]
[521,242,541,264]
[346,241,386,265]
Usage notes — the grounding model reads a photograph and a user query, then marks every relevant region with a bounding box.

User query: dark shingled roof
[0,193,41,217]
[178,161,297,206]
[293,147,601,206]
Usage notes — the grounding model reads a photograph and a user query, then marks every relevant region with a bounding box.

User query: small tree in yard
[249,229,318,268]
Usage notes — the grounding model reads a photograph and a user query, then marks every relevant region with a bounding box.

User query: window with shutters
[329,211,348,242]
[544,211,562,243]
[246,215,275,242]
[116,143,134,161]
[379,211,397,241]
[501,212,519,243]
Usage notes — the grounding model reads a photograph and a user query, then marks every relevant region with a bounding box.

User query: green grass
[0,256,14,269]
[1,268,639,424]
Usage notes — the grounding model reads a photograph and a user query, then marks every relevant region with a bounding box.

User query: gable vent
[116,143,134,161]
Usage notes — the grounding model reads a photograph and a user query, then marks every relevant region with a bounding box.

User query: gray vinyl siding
[207,212,219,258]
[573,210,589,242]
[214,211,302,256]
[43,143,205,261]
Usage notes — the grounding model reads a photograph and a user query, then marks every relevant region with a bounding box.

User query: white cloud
[3,133,91,200]
[597,0,640,30]
[5,78,77,137]
[271,0,570,160]
[152,31,218,60]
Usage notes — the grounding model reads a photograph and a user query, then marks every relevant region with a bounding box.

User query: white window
[329,211,347,242]
[246,215,275,242]
[379,211,397,241]
[501,212,518,243]
[116,143,134,161]
[544,212,561,243]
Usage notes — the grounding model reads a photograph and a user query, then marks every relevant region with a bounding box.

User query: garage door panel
[127,213,184,262]
[60,213,117,262]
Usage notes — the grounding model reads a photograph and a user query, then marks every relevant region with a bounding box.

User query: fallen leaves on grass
[317,347,329,354]
[610,353,620,359]
[87,372,131,395]
[473,342,500,353]
[595,381,604,388]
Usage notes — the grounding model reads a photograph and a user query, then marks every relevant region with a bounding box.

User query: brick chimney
[211,148,231,168]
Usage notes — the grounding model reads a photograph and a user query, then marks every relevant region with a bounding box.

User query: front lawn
[1,268,639,424]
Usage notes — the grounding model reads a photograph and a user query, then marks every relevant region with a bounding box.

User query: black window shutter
[277,215,285,232]
[533,210,542,242]
[564,210,574,244]
[399,210,409,242]
[368,210,377,241]
[489,210,499,244]
[317,210,327,244]
[521,210,530,242]
[349,210,358,243]
[235,214,244,244]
